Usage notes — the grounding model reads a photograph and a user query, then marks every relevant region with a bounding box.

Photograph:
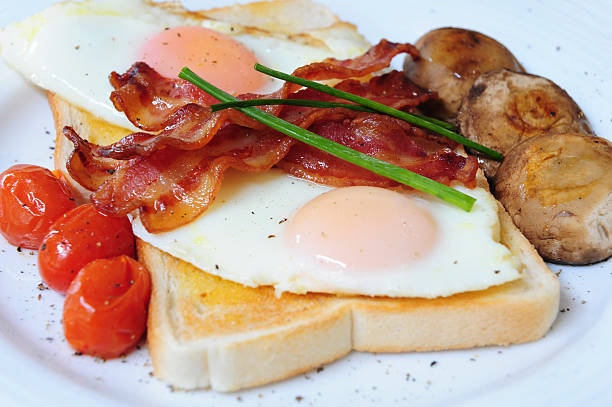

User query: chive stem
[179,67,476,212]
[210,99,456,131]
[254,63,503,161]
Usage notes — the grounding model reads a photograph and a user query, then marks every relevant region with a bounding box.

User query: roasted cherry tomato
[38,203,135,293]
[0,164,76,249]
[63,255,151,358]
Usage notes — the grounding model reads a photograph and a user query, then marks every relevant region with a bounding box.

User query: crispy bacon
[109,63,217,131]
[289,39,419,83]
[100,40,421,158]
[277,115,478,188]
[278,71,433,126]
[67,125,295,232]
[110,63,267,135]
[66,40,477,233]
[91,128,294,232]
[64,127,121,190]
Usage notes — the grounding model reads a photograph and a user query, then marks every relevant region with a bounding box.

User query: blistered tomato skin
[63,256,151,358]
[38,203,135,293]
[0,164,76,249]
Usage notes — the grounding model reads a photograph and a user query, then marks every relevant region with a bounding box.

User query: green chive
[212,99,373,112]
[210,99,457,131]
[179,67,476,212]
[254,63,503,161]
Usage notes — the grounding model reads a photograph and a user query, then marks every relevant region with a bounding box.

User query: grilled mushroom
[458,69,591,178]
[404,27,523,119]
[495,133,612,265]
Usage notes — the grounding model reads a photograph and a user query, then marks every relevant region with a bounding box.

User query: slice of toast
[50,89,559,391]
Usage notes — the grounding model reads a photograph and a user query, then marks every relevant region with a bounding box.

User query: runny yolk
[139,26,270,95]
[284,186,439,271]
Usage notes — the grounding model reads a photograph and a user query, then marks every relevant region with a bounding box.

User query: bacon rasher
[65,40,477,233]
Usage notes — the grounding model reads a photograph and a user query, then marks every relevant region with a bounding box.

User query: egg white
[132,169,522,298]
[0,0,369,131]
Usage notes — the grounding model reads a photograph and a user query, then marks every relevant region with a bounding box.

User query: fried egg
[0,0,369,130]
[132,169,522,298]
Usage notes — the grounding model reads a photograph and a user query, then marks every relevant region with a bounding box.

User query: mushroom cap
[458,69,592,178]
[495,132,612,265]
[405,27,523,119]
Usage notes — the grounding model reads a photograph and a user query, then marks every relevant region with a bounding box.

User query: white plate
[1,1,611,406]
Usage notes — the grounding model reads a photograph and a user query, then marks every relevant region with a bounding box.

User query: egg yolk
[284,186,439,271]
[139,26,270,95]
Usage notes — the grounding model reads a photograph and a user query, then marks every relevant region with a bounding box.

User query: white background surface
[0,1,611,406]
